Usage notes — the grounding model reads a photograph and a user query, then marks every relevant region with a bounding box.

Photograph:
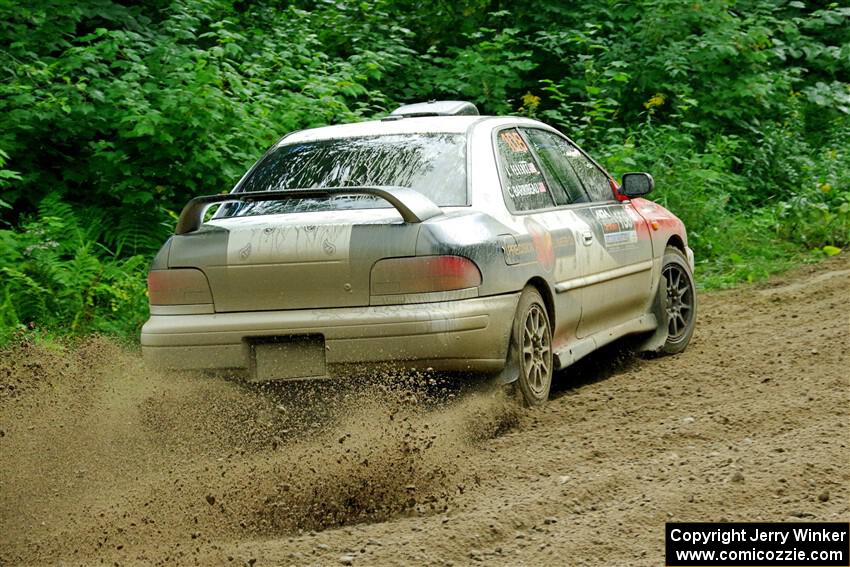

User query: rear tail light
[370,255,482,295]
[147,269,213,305]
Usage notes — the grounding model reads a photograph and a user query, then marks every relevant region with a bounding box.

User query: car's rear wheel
[510,287,553,406]
[659,246,697,354]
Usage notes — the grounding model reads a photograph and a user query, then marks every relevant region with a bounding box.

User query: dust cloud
[0,338,519,565]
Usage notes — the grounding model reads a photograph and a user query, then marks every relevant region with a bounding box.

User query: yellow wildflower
[644,93,666,109]
[521,93,541,110]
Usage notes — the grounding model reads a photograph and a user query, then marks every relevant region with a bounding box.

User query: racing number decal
[500,130,528,153]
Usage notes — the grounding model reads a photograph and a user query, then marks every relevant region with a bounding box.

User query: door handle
[582,231,594,245]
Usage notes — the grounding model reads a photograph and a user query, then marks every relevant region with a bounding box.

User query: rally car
[141,100,696,405]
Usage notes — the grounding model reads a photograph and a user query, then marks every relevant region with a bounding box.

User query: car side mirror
[620,172,654,197]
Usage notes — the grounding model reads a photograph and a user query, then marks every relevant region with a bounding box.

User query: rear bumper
[140,293,520,377]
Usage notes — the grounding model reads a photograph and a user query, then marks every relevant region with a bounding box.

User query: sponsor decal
[593,207,638,248]
[502,240,535,264]
[525,218,555,272]
[503,218,577,277]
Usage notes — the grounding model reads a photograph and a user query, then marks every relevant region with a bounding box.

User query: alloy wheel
[521,304,551,397]
[663,263,695,342]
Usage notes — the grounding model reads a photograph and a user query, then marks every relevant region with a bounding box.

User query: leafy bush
[773,118,850,249]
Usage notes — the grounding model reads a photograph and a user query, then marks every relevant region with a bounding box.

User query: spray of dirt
[0,337,520,565]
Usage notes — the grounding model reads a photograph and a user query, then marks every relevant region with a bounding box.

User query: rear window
[222,133,467,217]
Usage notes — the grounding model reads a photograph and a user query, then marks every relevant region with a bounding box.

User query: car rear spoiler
[174,186,444,235]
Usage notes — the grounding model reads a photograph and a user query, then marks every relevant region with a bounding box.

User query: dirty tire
[511,286,553,406]
[659,246,697,354]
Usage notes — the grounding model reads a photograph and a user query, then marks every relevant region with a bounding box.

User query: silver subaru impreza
[141,101,696,405]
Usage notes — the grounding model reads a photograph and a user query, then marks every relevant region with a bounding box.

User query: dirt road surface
[1,255,848,566]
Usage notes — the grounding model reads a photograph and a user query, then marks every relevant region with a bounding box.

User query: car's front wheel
[510,286,553,406]
[659,246,697,354]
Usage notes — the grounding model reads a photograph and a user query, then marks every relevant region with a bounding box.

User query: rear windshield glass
[221,133,467,217]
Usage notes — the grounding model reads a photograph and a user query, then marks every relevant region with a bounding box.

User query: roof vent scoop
[390,100,479,117]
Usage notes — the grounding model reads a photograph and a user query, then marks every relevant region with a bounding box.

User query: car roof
[279,115,552,145]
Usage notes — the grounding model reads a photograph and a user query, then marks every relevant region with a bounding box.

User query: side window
[496,128,555,212]
[561,143,614,202]
[522,128,590,205]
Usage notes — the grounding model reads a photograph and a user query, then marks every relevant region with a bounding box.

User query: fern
[0,197,150,342]
[105,205,171,256]
[37,193,77,223]
[0,266,50,325]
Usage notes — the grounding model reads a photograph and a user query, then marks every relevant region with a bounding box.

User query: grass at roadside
[693,222,838,289]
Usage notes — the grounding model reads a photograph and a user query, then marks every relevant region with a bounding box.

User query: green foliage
[773,120,850,248]
[404,20,537,114]
[0,195,149,343]
[0,0,848,341]
[0,1,415,218]
[0,149,21,215]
